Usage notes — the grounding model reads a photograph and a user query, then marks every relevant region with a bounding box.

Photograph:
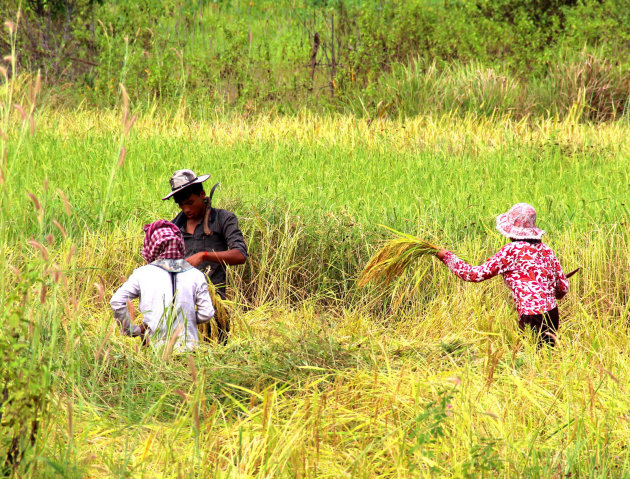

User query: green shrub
[1,0,629,120]
[0,265,53,475]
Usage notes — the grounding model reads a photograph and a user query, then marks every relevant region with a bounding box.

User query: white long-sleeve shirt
[110,259,215,351]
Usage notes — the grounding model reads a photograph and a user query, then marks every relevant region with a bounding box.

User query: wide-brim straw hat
[162,169,210,200]
[496,203,545,240]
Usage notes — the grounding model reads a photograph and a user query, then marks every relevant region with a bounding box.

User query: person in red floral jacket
[436,203,569,346]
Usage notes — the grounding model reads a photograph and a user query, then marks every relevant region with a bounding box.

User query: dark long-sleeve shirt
[172,208,247,298]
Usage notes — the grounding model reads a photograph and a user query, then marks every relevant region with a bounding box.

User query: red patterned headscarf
[141,220,185,263]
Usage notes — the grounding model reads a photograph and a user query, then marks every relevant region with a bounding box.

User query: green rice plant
[1,96,629,476]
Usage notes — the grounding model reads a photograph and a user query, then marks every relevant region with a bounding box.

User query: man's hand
[186,252,206,267]
[187,249,246,267]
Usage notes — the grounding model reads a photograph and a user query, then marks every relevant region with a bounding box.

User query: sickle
[566,268,580,279]
[203,183,220,236]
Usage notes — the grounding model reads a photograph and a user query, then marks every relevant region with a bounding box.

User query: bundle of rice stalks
[358,226,440,288]
[199,281,231,344]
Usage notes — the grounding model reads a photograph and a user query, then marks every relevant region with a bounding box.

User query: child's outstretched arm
[436,247,510,283]
[195,280,215,325]
[110,273,143,337]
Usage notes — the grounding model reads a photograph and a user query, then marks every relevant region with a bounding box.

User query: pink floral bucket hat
[496,203,545,240]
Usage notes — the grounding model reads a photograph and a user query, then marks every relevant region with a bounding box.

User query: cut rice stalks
[358,225,440,288]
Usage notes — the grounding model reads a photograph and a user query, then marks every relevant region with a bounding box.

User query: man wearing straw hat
[163,169,248,344]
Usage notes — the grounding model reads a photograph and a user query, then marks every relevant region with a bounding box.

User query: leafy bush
[562,0,630,70]
[0,0,99,80]
[0,265,53,475]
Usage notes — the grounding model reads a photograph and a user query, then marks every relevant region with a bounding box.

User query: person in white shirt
[110,220,215,351]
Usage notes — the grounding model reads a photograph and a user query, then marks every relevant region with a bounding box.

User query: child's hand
[137,324,149,347]
[131,323,145,337]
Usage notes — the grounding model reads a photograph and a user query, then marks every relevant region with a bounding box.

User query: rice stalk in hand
[358,225,440,288]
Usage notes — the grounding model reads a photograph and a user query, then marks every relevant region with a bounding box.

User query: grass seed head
[120,83,130,128]
[39,284,47,303]
[126,300,136,323]
[28,239,49,261]
[26,191,41,210]
[118,146,127,167]
[66,244,76,265]
[124,114,137,136]
[52,219,68,238]
[94,282,105,303]
[56,189,72,215]
[163,323,184,360]
[4,21,15,35]
[30,71,42,107]
[14,104,27,122]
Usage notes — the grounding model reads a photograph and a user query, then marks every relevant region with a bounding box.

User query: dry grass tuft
[549,53,630,122]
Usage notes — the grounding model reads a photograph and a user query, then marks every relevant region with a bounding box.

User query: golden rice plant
[358,225,440,288]
[198,281,231,344]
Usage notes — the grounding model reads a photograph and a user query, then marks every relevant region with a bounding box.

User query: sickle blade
[203,183,220,235]
[566,268,580,279]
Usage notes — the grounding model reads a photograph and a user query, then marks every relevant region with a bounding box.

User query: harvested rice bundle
[358,226,440,288]
[198,280,231,344]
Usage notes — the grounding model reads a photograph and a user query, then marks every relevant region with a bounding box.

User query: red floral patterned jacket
[441,241,569,316]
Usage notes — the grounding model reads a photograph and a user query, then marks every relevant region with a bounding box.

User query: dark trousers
[518,307,559,346]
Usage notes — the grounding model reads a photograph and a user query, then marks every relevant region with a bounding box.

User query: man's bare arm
[186,249,246,267]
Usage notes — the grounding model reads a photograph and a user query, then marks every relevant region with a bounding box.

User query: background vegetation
[1,0,629,120]
[1,105,629,476]
[1,1,630,477]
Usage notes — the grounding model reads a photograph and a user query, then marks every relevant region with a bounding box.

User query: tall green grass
[1,101,630,476]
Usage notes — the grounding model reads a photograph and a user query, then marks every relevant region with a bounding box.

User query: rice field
[1,103,630,477]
